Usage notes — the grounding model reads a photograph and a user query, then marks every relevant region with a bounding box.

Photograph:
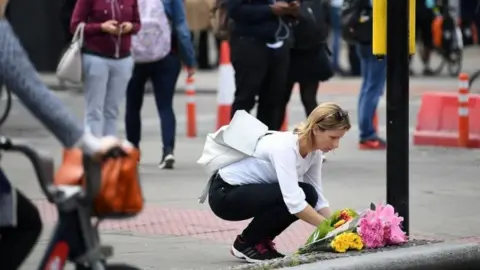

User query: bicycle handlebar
[0,136,57,202]
[0,136,126,204]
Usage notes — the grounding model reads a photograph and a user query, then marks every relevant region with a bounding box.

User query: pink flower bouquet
[357,203,408,249]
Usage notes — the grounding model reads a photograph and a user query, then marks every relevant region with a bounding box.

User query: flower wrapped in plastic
[357,203,408,248]
[297,203,408,254]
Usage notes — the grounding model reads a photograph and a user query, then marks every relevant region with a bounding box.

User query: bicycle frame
[0,137,112,270]
[38,191,112,270]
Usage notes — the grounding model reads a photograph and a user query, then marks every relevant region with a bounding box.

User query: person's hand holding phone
[101,20,119,35]
[287,1,300,17]
[270,1,291,16]
[0,0,9,18]
[270,1,300,17]
[120,22,133,34]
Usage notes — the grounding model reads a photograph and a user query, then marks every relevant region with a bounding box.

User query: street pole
[386,0,410,235]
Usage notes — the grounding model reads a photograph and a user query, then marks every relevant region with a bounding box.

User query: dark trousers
[208,173,318,244]
[125,53,181,154]
[348,44,361,76]
[282,80,319,120]
[229,36,290,130]
[0,189,42,269]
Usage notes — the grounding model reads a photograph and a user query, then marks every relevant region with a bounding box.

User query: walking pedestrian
[124,0,195,169]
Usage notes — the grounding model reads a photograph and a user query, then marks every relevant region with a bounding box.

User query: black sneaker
[265,239,285,258]
[158,153,175,169]
[230,235,283,263]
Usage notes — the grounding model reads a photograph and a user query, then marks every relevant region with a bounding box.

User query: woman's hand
[186,67,195,78]
[92,136,123,160]
[120,22,133,34]
[0,0,8,18]
[79,134,123,160]
[101,20,119,35]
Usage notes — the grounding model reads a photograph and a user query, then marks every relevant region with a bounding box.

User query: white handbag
[56,22,85,84]
[197,110,270,203]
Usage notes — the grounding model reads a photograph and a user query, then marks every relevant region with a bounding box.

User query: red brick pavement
[34,201,313,253]
[34,200,452,253]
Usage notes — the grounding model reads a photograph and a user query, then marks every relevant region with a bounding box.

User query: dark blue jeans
[125,53,181,154]
[330,6,342,70]
[356,44,386,141]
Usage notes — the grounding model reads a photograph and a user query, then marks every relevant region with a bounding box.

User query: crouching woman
[208,102,351,262]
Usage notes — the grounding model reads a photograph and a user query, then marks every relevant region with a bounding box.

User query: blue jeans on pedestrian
[82,54,134,137]
[330,6,342,70]
[356,44,386,141]
[125,53,181,155]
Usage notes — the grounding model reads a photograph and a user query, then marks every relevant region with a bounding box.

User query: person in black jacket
[280,0,333,123]
[227,0,299,130]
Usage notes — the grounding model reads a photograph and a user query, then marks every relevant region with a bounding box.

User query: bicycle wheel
[446,50,463,77]
[428,49,446,76]
[469,70,480,93]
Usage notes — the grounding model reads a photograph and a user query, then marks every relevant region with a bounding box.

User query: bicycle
[0,87,140,270]
[428,6,464,77]
[469,68,480,93]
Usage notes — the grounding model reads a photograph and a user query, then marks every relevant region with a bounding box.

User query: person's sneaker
[359,138,387,150]
[230,235,282,263]
[265,239,285,258]
[158,153,175,169]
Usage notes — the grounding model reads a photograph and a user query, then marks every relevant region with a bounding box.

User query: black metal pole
[386,0,410,235]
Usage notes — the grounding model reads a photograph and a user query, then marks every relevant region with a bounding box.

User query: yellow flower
[330,232,364,253]
[330,238,348,253]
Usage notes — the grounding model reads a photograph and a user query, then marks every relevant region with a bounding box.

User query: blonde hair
[294,102,351,146]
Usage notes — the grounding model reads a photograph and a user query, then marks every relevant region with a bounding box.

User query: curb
[46,83,217,94]
[227,240,480,270]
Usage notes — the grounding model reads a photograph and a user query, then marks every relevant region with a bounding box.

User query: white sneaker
[159,154,175,169]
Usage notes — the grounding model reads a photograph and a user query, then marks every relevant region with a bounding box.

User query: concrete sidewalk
[13,133,480,269]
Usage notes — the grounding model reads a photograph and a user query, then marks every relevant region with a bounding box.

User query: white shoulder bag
[56,22,85,84]
[197,110,269,203]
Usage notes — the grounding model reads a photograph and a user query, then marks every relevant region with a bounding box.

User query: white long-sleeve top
[218,132,329,214]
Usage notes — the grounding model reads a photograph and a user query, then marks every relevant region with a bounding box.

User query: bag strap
[72,22,86,45]
[197,131,277,204]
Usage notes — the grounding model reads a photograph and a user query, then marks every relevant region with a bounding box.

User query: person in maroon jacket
[70,0,140,137]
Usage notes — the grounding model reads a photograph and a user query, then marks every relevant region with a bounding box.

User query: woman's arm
[303,153,330,213]
[0,20,97,150]
[171,0,196,67]
[131,0,141,34]
[70,0,103,36]
[269,146,326,227]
